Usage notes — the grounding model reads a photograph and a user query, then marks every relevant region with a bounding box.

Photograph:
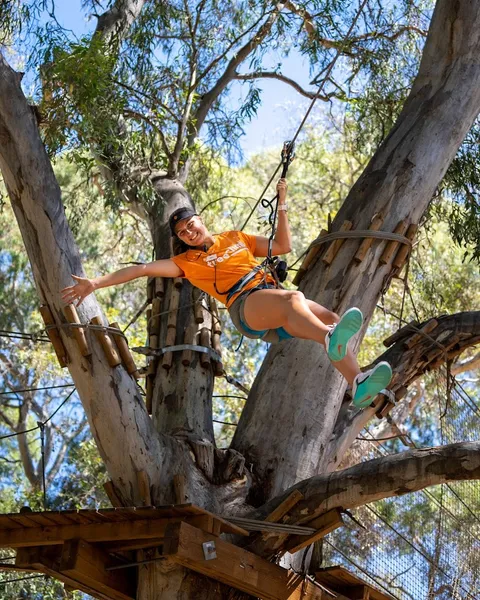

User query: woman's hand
[61,275,96,307]
[277,178,288,203]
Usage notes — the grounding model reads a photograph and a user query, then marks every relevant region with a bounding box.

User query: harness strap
[225,264,265,304]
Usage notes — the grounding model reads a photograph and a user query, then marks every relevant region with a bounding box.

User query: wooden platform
[315,566,395,600]
[0,504,248,600]
[0,504,395,600]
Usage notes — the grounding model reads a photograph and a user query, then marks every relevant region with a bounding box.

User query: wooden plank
[284,509,344,555]
[59,539,135,600]
[103,481,123,508]
[136,470,152,507]
[5,514,41,528]
[0,504,247,535]
[0,517,172,547]
[265,490,304,523]
[379,220,408,265]
[0,513,246,549]
[16,545,114,600]
[316,567,394,600]
[404,319,438,349]
[392,222,417,270]
[90,316,122,367]
[322,221,353,266]
[173,474,186,504]
[63,304,91,357]
[39,305,68,367]
[354,215,384,263]
[164,520,321,600]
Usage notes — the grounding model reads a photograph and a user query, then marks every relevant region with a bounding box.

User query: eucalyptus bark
[0,54,217,511]
[2,0,480,599]
[231,0,480,502]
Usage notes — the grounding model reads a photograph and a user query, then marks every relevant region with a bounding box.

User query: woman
[61,178,392,408]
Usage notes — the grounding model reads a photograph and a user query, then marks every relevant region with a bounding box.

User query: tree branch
[94,0,147,47]
[324,311,480,471]
[452,350,480,376]
[46,418,88,484]
[248,441,480,557]
[282,0,316,40]
[123,108,172,159]
[234,71,334,100]
[188,8,280,148]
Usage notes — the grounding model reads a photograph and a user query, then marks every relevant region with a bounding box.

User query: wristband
[278,204,288,212]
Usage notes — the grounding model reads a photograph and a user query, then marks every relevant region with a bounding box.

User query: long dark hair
[172,235,189,256]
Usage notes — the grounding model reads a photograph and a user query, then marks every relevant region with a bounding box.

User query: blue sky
[47,0,324,157]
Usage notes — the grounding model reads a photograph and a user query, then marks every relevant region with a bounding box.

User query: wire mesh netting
[323,370,480,600]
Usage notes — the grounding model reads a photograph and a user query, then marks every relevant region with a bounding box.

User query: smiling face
[174,215,207,246]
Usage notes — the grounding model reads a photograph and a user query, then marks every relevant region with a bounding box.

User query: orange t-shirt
[171,230,274,307]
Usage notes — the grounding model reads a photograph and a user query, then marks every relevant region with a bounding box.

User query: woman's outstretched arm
[61,259,183,306]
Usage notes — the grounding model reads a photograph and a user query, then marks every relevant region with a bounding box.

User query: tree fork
[231,0,480,501]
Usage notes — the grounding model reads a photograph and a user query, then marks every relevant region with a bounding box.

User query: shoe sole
[327,307,363,362]
[352,362,393,408]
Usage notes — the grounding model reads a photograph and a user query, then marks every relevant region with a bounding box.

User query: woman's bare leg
[243,289,361,384]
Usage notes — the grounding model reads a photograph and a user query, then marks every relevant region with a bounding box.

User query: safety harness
[221,141,296,304]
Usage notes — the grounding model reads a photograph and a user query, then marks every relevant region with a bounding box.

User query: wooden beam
[163,520,339,600]
[343,585,370,599]
[0,518,176,548]
[136,470,152,507]
[316,566,395,600]
[103,481,123,507]
[15,545,113,600]
[265,490,304,523]
[284,509,344,554]
[288,580,352,600]
[0,513,245,549]
[59,539,135,600]
[100,537,165,553]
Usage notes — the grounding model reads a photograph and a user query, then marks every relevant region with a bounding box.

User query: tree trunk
[231,0,480,502]
[2,1,480,599]
[145,178,216,449]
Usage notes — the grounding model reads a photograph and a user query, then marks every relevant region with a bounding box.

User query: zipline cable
[0,388,76,442]
[240,0,369,233]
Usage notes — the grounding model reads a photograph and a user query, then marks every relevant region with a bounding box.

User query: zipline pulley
[261,140,296,284]
[280,140,295,178]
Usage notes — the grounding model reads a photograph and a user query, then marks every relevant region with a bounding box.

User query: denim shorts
[228,284,294,344]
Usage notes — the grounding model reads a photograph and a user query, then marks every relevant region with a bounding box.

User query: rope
[308,229,412,249]
[240,0,369,232]
[0,329,50,343]
[213,419,237,427]
[45,321,129,341]
[0,388,76,442]
[289,228,413,272]
[0,384,75,397]
[0,575,46,586]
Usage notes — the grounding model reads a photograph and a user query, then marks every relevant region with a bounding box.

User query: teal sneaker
[325,307,363,362]
[352,362,393,408]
